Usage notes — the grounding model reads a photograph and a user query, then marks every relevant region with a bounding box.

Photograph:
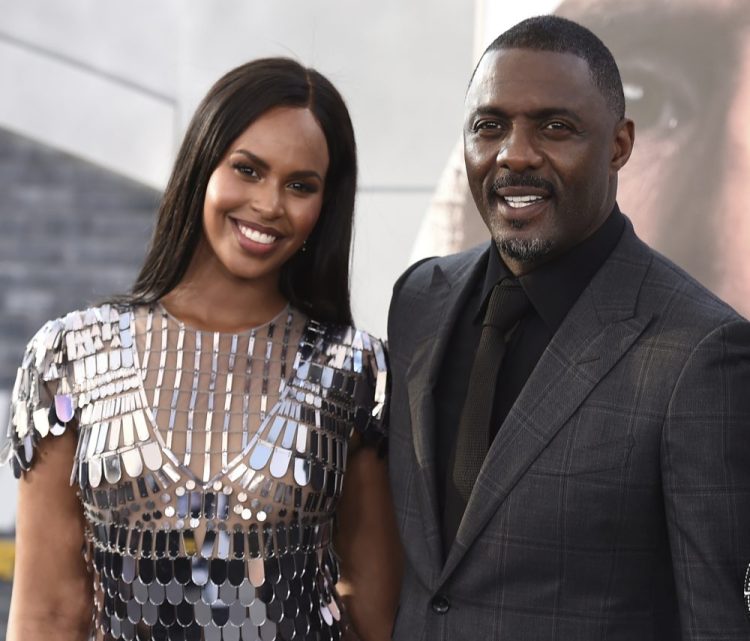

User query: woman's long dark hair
[123,58,357,325]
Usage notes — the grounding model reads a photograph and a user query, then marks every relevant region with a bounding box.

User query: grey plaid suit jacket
[387,218,750,640]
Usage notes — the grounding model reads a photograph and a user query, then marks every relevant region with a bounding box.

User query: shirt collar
[477,206,626,331]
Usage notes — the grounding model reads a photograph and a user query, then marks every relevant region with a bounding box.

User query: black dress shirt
[436,208,626,555]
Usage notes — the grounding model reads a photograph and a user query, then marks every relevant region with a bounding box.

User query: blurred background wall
[1,0,749,631]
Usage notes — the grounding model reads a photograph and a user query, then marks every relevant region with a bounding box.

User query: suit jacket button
[431,594,450,614]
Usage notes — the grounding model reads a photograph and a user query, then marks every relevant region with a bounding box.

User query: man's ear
[611,118,635,172]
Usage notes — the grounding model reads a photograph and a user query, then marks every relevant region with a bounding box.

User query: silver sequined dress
[2,303,388,641]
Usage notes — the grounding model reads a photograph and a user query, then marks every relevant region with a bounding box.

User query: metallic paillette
[3,303,388,640]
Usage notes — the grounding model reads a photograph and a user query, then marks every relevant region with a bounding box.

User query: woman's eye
[232,163,258,177]
[289,182,317,194]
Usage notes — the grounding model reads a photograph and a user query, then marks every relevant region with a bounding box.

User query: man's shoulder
[393,243,488,297]
[602,219,744,326]
[643,247,744,324]
[387,244,488,347]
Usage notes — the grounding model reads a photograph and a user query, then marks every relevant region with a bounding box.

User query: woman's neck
[160,247,287,333]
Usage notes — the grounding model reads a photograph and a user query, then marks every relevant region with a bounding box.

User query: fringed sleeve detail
[2,315,73,476]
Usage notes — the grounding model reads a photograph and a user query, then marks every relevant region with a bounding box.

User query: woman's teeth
[237,222,277,245]
[504,195,544,209]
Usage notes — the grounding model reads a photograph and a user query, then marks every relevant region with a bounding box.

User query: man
[388,15,750,640]
[412,0,750,319]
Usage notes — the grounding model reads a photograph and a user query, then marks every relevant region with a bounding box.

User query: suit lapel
[440,224,655,583]
[405,247,488,582]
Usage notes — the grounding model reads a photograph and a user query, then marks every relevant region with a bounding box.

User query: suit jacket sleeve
[662,318,750,638]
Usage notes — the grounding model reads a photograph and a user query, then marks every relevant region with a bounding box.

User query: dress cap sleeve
[351,331,389,451]
[2,314,77,476]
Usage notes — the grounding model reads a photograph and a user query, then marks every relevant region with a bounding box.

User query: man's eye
[544,121,570,131]
[473,120,501,132]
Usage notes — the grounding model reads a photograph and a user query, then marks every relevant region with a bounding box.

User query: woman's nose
[250,182,283,218]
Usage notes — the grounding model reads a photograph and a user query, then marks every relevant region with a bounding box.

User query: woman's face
[199,106,330,290]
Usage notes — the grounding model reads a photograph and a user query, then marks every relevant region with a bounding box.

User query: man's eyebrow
[469,106,506,118]
[470,106,583,122]
[527,107,583,123]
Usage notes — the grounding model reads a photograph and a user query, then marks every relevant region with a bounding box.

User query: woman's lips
[231,218,282,254]
[235,220,278,245]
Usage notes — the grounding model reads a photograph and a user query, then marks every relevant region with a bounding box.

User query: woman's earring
[301,240,308,253]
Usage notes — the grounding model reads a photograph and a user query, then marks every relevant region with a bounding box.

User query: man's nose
[496,126,544,172]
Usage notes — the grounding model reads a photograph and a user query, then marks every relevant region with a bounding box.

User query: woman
[3,58,401,641]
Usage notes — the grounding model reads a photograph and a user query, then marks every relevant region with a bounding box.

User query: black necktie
[451,279,530,504]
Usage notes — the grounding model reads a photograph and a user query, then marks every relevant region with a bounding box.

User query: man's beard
[484,174,557,263]
[496,236,554,263]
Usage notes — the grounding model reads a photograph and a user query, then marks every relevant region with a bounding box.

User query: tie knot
[483,281,530,331]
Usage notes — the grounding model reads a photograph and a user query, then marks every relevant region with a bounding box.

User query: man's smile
[503,194,546,209]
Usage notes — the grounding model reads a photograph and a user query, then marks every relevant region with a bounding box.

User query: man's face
[557,0,750,313]
[463,48,633,275]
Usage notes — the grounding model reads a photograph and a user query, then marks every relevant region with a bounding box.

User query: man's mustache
[491,174,556,196]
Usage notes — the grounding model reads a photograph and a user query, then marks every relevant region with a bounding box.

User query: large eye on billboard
[414,0,750,318]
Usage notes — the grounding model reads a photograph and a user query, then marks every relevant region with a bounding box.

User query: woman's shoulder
[6,303,139,474]
[302,318,388,440]
[307,318,385,351]
[306,318,387,370]
[19,303,136,376]
[30,303,134,336]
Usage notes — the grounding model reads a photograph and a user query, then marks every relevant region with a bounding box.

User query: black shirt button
[431,594,450,614]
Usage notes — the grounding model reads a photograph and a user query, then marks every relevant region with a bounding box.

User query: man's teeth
[237,223,277,245]
[504,195,544,209]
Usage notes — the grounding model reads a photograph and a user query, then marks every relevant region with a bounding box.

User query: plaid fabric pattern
[387,219,750,641]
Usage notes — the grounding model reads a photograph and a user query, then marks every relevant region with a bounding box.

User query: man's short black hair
[477,15,626,119]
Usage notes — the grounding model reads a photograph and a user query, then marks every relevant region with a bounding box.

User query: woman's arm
[6,428,93,641]
[334,445,403,641]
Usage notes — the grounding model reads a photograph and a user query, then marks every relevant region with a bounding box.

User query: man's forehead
[475,48,588,73]
[470,48,592,93]
[466,49,599,110]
